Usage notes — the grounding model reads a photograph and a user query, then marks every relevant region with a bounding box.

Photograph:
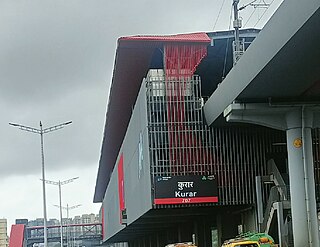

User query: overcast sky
[0,0,283,232]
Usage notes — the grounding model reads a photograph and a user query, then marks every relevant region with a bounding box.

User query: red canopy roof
[119,32,211,43]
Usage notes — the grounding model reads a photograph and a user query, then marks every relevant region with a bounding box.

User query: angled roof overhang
[94,33,210,202]
[204,0,320,125]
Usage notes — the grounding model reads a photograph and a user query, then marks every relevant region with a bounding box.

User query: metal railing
[268,159,289,200]
[26,223,102,247]
[261,185,290,232]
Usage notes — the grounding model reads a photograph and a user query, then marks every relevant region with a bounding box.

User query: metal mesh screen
[146,73,208,176]
[145,70,287,206]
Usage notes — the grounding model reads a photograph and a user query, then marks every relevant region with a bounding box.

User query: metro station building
[94,3,320,245]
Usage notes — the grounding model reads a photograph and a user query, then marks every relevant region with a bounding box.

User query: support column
[286,124,309,246]
[286,110,319,246]
[224,103,320,247]
[303,124,320,246]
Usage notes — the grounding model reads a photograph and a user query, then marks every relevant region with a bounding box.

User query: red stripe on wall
[117,153,125,224]
[154,197,218,205]
[118,154,125,211]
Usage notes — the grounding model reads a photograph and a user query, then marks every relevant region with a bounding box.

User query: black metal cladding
[145,71,289,207]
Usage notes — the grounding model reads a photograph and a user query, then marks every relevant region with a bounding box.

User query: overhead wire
[244,7,258,27]
[222,4,234,80]
[241,0,281,28]
[254,0,276,27]
[228,3,233,30]
[213,0,227,31]
[242,0,270,27]
[221,0,282,79]
[239,0,259,10]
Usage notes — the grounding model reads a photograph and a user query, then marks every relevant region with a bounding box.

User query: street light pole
[58,181,63,247]
[9,121,72,247]
[54,204,81,247]
[44,177,79,247]
[39,122,48,247]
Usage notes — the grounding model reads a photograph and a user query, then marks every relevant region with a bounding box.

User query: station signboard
[154,175,218,205]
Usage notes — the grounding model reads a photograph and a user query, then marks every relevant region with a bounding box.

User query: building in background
[15,214,101,247]
[81,214,99,224]
[15,219,28,225]
[0,219,8,247]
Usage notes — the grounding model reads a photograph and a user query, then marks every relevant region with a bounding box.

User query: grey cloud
[0,0,283,228]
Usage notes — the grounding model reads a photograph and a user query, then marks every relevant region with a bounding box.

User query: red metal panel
[154,197,218,205]
[9,224,25,247]
[118,153,125,211]
[117,153,125,224]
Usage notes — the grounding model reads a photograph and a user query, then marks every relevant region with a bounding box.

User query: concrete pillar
[286,110,319,246]
[303,121,320,246]
[286,123,309,245]
[224,103,320,247]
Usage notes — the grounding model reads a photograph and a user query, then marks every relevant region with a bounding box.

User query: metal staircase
[256,159,293,247]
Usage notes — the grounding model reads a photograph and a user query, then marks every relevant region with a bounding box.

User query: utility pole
[233,0,241,51]
[232,0,244,65]
[232,0,271,65]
